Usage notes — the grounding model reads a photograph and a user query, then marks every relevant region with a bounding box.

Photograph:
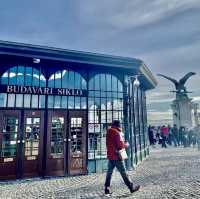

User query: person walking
[167,125,172,145]
[172,124,179,147]
[161,125,168,148]
[104,120,140,195]
[148,125,155,145]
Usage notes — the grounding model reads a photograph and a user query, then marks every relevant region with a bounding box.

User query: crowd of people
[148,124,200,149]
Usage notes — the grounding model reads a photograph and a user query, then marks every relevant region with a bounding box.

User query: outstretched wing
[179,72,196,85]
[157,74,178,86]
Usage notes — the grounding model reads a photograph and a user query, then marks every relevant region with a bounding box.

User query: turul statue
[157,72,196,100]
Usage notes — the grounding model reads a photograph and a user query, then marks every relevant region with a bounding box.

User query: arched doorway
[0,66,46,179]
[46,69,87,176]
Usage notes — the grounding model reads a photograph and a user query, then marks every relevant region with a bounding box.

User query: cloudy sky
[1,0,200,125]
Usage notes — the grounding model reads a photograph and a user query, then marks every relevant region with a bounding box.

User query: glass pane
[54,71,62,88]
[48,74,54,88]
[1,71,9,84]
[95,97,101,108]
[1,117,18,158]
[24,94,31,108]
[39,95,45,108]
[89,76,94,90]
[16,94,23,107]
[7,94,15,107]
[48,96,54,108]
[101,110,106,123]
[112,76,118,91]
[26,118,32,124]
[61,96,68,108]
[40,74,46,87]
[0,93,7,107]
[62,70,68,88]
[101,99,106,110]
[68,71,74,89]
[25,67,32,86]
[118,80,123,92]
[106,98,112,110]
[75,97,80,109]
[113,111,119,120]
[9,67,17,85]
[70,117,83,153]
[68,96,74,109]
[106,74,112,91]
[81,97,87,109]
[81,78,87,89]
[17,66,25,85]
[88,97,94,109]
[25,117,40,158]
[32,68,40,87]
[74,73,81,89]
[107,111,112,123]
[51,117,64,156]
[31,95,38,108]
[100,74,106,91]
[94,75,100,90]
[54,96,61,108]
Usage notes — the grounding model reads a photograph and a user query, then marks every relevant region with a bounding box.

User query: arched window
[48,70,87,109]
[0,66,46,108]
[88,73,124,160]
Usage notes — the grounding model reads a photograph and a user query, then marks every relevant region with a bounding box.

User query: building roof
[0,40,157,89]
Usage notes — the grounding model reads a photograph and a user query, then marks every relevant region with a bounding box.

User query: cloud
[109,0,200,29]
[78,0,200,29]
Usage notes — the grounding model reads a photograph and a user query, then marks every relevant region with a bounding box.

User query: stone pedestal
[171,98,194,129]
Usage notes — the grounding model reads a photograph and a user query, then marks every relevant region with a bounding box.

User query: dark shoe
[129,185,140,193]
[105,187,112,195]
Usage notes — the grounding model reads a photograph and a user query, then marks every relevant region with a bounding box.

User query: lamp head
[133,76,140,87]
[33,58,40,64]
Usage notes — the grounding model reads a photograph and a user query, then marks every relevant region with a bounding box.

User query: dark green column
[123,78,132,170]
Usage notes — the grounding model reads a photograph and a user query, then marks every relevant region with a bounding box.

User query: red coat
[106,127,127,160]
[161,127,169,137]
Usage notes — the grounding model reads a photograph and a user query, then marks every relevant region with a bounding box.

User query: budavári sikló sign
[0,85,87,97]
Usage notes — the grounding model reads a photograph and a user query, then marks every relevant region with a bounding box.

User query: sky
[0,0,200,125]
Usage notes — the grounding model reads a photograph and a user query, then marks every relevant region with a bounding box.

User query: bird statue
[157,72,196,94]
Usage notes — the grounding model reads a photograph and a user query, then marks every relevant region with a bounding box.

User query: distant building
[0,41,157,180]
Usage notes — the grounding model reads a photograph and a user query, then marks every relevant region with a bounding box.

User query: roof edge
[139,63,157,89]
[0,40,142,69]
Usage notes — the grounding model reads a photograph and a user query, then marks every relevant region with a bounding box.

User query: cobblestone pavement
[1,147,200,199]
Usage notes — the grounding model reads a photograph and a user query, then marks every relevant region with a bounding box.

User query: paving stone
[1,147,200,198]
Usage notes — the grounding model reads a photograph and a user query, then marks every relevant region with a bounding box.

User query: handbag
[117,148,128,160]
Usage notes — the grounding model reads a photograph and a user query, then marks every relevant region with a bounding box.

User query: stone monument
[158,72,196,129]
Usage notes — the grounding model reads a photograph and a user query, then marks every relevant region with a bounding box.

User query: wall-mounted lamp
[33,58,40,64]
[129,75,140,87]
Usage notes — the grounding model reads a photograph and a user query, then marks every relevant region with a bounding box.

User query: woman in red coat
[104,120,140,195]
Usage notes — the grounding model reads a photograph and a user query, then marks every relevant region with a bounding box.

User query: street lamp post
[127,75,140,168]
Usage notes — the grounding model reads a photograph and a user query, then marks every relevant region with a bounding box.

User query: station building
[0,41,157,179]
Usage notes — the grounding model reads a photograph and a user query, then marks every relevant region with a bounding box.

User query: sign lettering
[2,85,87,97]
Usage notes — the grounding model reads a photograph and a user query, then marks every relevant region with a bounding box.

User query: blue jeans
[104,160,132,188]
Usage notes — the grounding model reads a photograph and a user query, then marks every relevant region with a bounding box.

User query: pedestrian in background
[167,125,172,145]
[104,120,140,195]
[172,124,179,147]
[161,125,168,148]
[148,125,155,145]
